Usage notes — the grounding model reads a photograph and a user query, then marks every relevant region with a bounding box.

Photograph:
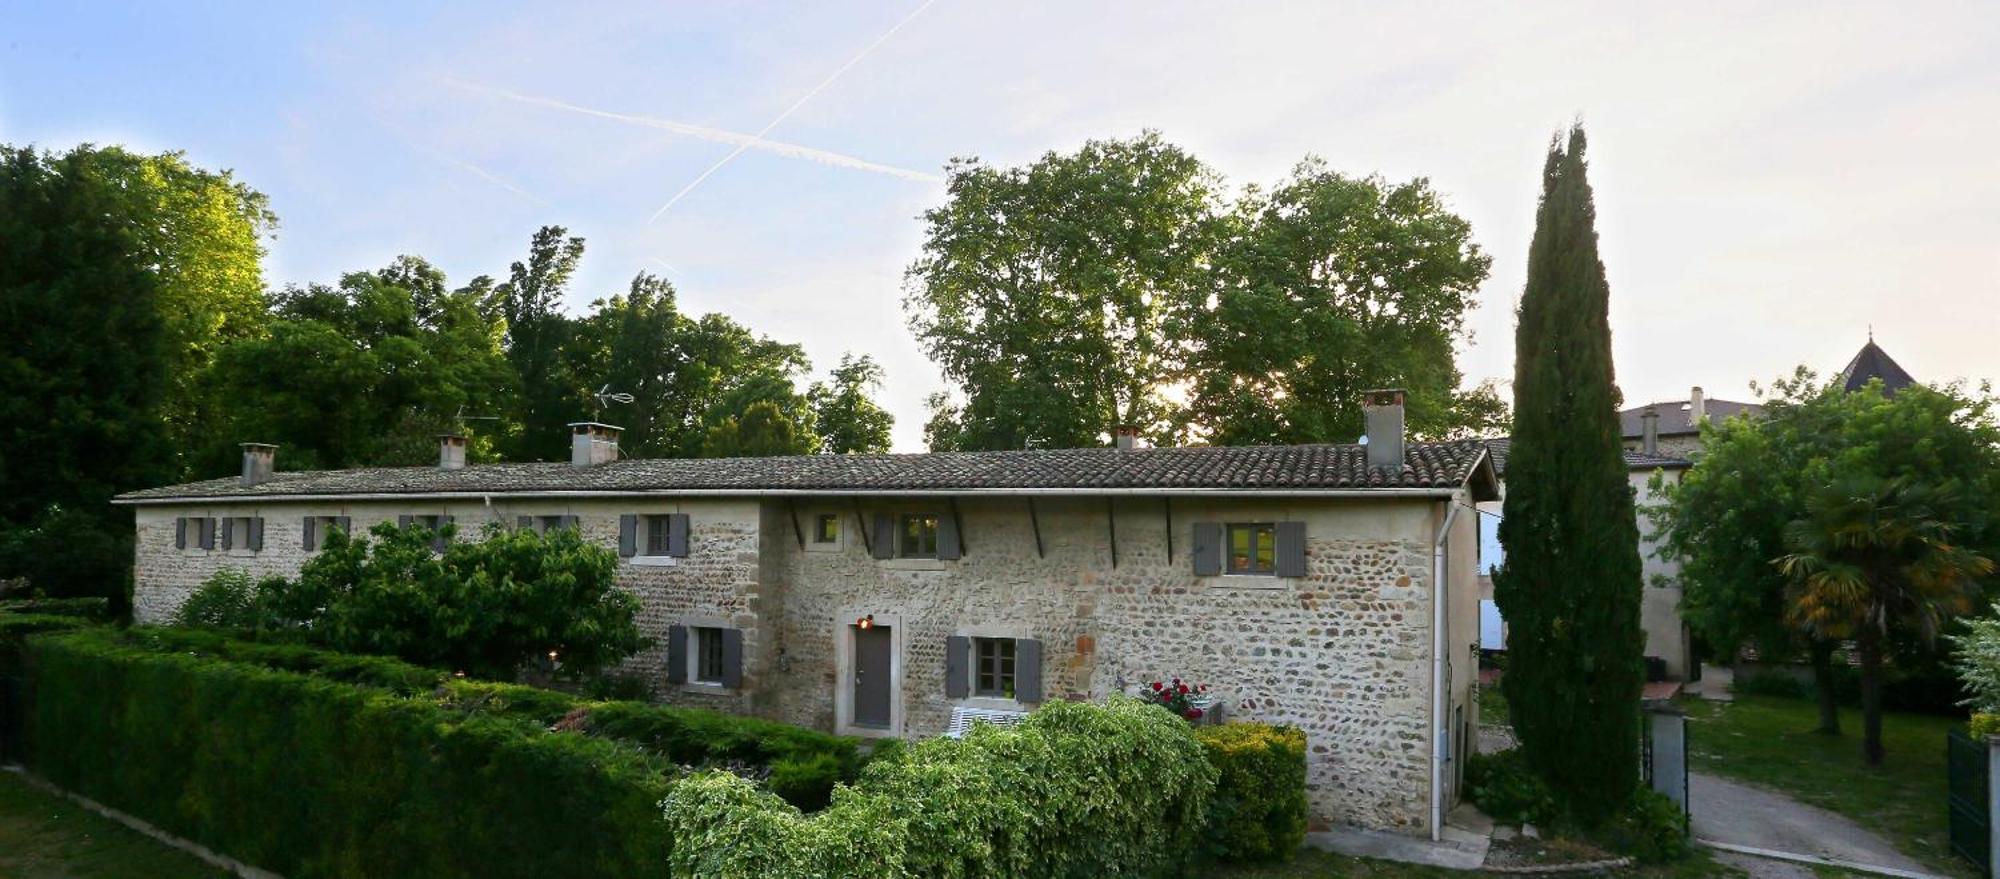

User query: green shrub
[1596,789,1688,863]
[171,568,261,629]
[256,521,648,679]
[1193,722,1308,863]
[0,596,111,620]
[1971,713,2000,738]
[666,698,1216,878]
[1466,748,1558,827]
[18,628,674,879]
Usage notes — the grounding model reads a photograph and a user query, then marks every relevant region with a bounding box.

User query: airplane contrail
[445,78,941,186]
[374,111,553,207]
[647,0,940,221]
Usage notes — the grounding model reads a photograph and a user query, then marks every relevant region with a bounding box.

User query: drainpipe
[1430,496,1466,842]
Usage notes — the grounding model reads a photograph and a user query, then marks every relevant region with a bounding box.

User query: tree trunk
[1809,640,1842,735]
[1857,632,1885,766]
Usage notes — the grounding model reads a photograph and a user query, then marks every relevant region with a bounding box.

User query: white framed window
[973,637,1016,699]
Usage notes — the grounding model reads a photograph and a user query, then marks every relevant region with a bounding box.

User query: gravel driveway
[1691,770,1931,877]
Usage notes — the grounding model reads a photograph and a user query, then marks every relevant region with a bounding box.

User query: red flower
[1198,684,1208,693]
[1151,681,1164,692]
[1177,683,1189,694]
[1186,708,1203,720]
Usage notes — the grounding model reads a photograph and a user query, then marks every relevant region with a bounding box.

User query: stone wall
[762,495,1454,833]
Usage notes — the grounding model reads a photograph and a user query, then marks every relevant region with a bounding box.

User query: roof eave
[112,485,1470,505]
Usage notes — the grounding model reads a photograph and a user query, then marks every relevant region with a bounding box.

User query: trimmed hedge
[82,626,863,811]
[1193,723,1308,862]
[20,628,676,878]
[663,698,1217,878]
[0,596,112,619]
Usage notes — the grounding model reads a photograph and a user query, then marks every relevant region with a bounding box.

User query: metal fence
[1949,728,1990,875]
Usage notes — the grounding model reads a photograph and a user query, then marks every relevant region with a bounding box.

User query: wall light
[857,614,875,630]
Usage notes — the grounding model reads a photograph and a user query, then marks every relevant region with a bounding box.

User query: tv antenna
[593,384,634,418]
[452,405,501,428]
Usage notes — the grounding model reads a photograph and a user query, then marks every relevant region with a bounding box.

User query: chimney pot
[239,443,277,487]
[1361,389,1406,472]
[1114,426,1140,451]
[438,434,468,470]
[1641,405,1660,456]
[568,422,622,467]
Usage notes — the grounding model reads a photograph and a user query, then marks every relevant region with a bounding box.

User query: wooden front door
[852,624,893,729]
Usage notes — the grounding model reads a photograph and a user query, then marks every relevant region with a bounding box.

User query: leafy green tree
[810,354,894,453]
[702,400,817,458]
[1492,126,1645,820]
[1180,161,1502,443]
[1779,477,1991,764]
[0,144,267,607]
[1653,372,2000,734]
[905,132,1225,450]
[250,521,647,679]
[494,226,588,461]
[201,257,514,471]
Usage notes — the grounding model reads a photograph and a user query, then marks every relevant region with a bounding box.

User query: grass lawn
[1683,693,1968,876]
[0,770,226,879]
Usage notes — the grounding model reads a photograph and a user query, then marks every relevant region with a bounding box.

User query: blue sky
[6,2,1998,449]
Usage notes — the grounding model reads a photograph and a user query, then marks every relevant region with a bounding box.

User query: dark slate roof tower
[1838,337,1916,395]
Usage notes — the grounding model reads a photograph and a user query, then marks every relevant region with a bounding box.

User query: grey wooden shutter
[667,513,690,558]
[618,515,638,557]
[937,513,962,561]
[434,515,454,552]
[1015,638,1043,703]
[334,516,351,538]
[303,516,317,552]
[558,515,579,531]
[666,625,688,684]
[398,514,414,529]
[517,515,534,531]
[175,518,188,550]
[1275,521,1307,577]
[219,518,234,551]
[201,518,216,550]
[872,513,895,560]
[1192,522,1222,576]
[721,628,744,689]
[249,518,264,552]
[944,635,970,698]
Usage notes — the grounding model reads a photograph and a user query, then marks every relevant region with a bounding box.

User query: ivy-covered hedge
[1193,723,1308,862]
[20,628,675,878]
[664,698,1218,878]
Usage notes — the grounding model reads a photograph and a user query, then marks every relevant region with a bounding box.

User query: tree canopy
[905,131,1503,451]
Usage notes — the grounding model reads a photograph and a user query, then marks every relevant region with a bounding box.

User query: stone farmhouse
[115,391,1497,838]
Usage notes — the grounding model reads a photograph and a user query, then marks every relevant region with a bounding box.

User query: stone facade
[129,490,1482,836]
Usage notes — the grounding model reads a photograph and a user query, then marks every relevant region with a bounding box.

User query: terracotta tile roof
[115,440,1497,502]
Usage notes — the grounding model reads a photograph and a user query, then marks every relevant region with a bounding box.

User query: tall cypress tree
[1492,125,1644,819]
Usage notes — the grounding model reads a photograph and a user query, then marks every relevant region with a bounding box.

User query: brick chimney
[240,443,277,487]
[569,422,622,467]
[438,434,468,471]
[1361,389,1406,472]
[1641,405,1660,456]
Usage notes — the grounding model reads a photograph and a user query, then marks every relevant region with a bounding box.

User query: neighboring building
[1838,337,1917,395]
[1474,439,1694,678]
[115,392,1499,840]
[1617,386,1763,459]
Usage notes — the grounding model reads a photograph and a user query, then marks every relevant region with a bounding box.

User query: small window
[814,513,840,544]
[899,514,939,559]
[694,626,726,684]
[645,515,671,556]
[974,637,1016,698]
[1227,523,1276,575]
[530,515,574,534]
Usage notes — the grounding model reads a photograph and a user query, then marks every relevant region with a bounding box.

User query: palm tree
[1777,477,1993,765]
